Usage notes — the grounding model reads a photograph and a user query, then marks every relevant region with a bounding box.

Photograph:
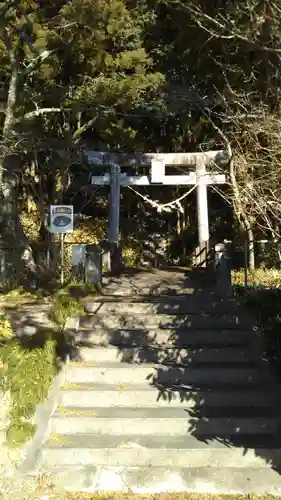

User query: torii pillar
[108,164,121,273]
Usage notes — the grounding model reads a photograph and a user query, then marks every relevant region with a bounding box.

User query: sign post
[60,233,64,286]
[50,205,74,285]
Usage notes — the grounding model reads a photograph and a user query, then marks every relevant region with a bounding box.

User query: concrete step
[54,404,281,419]
[49,414,281,436]
[29,464,281,494]
[83,298,240,315]
[65,363,270,386]
[73,328,256,347]
[79,313,251,330]
[74,345,260,365]
[101,286,205,297]
[59,383,281,409]
[87,294,235,303]
[45,432,281,450]
[41,442,281,469]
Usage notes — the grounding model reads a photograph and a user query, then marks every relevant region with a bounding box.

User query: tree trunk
[229,157,255,269]
[0,46,37,284]
[246,226,255,270]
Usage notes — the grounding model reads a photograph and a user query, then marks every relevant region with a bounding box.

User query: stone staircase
[22,270,281,494]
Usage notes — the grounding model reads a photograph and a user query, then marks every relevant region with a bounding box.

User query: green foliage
[0,336,57,447]
[68,280,98,298]
[235,285,281,376]
[0,313,13,339]
[49,289,85,326]
[232,268,281,288]
[0,282,91,449]
[122,244,140,267]
[234,267,281,380]
[2,0,281,272]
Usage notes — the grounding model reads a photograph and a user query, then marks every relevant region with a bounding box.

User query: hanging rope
[126,183,198,213]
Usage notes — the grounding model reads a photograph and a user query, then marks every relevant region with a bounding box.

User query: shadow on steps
[64,267,281,483]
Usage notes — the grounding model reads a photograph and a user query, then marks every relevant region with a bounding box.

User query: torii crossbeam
[86,150,230,267]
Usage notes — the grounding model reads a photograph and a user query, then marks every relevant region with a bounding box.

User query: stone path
[101,268,214,296]
[22,268,281,494]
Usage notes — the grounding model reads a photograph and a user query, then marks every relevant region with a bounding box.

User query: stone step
[45,432,281,450]
[87,294,235,303]
[29,464,281,494]
[59,383,281,409]
[73,328,256,347]
[65,363,270,386]
[101,287,203,297]
[54,404,281,419]
[42,442,281,469]
[49,414,281,436]
[74,345,260,365]
[83,298,240,315]
[79,313,251,330]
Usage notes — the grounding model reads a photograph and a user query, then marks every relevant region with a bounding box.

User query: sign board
[50,205,74,233]
[151,159,165,184]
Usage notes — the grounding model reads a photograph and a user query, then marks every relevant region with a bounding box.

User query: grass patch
[0,280,97,448]
[0,332,58,447]
[0,286,43,306]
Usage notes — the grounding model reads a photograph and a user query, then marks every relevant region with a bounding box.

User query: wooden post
[108,164,121,272]
[196,161,209,266]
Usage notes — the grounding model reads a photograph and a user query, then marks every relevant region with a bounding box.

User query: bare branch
[21,49,54,77]
[20,108,62,121]
[176,1,281,55]
[73,117,97,143]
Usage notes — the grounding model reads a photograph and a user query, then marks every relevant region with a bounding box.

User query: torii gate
[87,150,229,267]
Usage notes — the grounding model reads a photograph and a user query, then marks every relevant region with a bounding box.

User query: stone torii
[87,150,230,266]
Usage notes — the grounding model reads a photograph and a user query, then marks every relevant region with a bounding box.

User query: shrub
[232,268,281,288]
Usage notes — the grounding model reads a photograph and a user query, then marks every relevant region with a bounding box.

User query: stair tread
[50,414,281,436]
[68,360,264,369]
[45,432,281,450]
[86,295,237,302]
[83,304,242,314]
[75,344,258,355]
[60,381,281,391]
[41,445,281,469]
[73,328,258,348]
[53,405,281,418]
[53,406,281,420]
[28,464,281,494]
[65,362,273,386]
[73,349,261,367]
